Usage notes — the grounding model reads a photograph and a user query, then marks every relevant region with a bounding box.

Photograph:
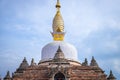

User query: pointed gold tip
[52,0,65,41]
[56,0,61,8]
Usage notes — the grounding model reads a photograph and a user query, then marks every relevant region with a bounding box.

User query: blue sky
[0,0,120,79]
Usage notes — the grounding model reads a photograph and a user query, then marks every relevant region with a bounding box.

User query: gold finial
[51,0,65,41]
[56,0,61,9]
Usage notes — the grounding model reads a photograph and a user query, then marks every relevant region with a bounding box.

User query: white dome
[41,41,78,61]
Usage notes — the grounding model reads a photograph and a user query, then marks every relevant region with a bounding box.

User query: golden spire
[51,0,65,41]
[56,0,61,9]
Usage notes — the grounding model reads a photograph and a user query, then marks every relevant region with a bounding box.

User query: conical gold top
[51,0,65,41]
[53,0,64,32]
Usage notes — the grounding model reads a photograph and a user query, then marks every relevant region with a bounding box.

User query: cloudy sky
[0,0,120,79]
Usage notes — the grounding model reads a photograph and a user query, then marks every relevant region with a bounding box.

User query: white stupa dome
[41,41,78,61]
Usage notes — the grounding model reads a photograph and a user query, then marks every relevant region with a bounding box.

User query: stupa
[4,0,116,80]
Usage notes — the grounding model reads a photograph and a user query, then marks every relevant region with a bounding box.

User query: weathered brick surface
[12,62,107,80]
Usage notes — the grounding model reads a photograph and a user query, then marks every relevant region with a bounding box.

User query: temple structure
[4,0,116,80]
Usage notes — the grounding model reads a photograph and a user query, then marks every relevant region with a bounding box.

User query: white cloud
[14,24,31,31]
[105,41,118,51]
[113,59,120,73]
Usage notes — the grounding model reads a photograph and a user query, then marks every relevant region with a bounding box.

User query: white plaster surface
[41,41,78,61]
